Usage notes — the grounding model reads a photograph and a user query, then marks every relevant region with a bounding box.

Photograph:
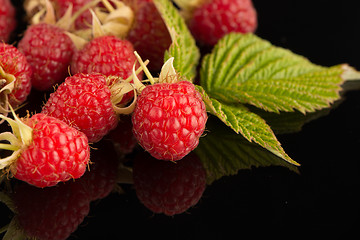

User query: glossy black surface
[1,0,360,239]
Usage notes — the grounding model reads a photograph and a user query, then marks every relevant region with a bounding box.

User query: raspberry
[0,0,16,43]
[133,152,207,216]
[13,179,91,240]
[188,0,257,46]
[126,0,172,71]
[0,43,32,112]
[17,23,76,91]
[132,80,207,161]
[0,112,90,188]
[71,35,138,79]
[42,73,119,143]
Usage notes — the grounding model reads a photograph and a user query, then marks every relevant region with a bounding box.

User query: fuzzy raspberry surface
[13,180,91,240]
[13,113,90,188]
[17,23,76,91]
[71,35,138,79]
[132,81,207,161]
[189,0,257,46]
[126,0,172,71]
[0,0,16,42]
[42,73,118,143]
[0,43,32,107]
[133,152,206,216]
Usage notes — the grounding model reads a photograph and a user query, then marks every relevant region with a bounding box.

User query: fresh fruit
[0,111,90,188]
[41,72,120,142]
[126,0,172,71]
[131,56,208,161]
[71,35,138,79]
[17,22,76,91]
[12,180,91,240]
[0,43,32,115]
[70,34,140,104]
[0,0,16,43]
[133,151,206,216]
[176,0,257,46]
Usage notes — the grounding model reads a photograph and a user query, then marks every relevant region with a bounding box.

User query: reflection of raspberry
[108,114,137,156]
[82,141,120,201]
[13,181,91,240]
[132,81,207,161]
[133,152,207,216]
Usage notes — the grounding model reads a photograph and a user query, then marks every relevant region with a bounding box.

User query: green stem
[134,51,155,85]
[101,0,115,12]
[70,0,101,25]
[0,143,20,151]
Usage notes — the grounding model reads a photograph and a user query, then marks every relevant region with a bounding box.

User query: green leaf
[200,33,347,114]
[196,85,299,166]
[153,0,200,81]
[195,117,299,184]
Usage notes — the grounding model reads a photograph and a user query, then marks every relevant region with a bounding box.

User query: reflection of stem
[0,224,8,234]
[341,65,360,91]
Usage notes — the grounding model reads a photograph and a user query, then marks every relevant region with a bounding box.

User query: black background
[2,0,360,239]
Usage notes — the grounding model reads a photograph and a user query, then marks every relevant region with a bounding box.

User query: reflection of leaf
[153,0,200,81]
[2,218,27,240]
[196,85,299,166]
[249,98,344,134]
[195,117,299,184]
[200,33,347,114]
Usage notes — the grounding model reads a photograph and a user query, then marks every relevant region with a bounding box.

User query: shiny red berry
[188,0,257,46]
[132,81,207,161]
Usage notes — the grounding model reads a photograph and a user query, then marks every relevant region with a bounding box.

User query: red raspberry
[133,152,207,216]
[42,73,119,143]
[0,112,90,188]
[132,80,207,161]
[71,35,137,79]
[188,0,257,46]
[126,0,172,71]
[13,180,91,240]
[0,43,32,110]
[17,23,76,91]
[70,35,140,105]
[0,0,16,43]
